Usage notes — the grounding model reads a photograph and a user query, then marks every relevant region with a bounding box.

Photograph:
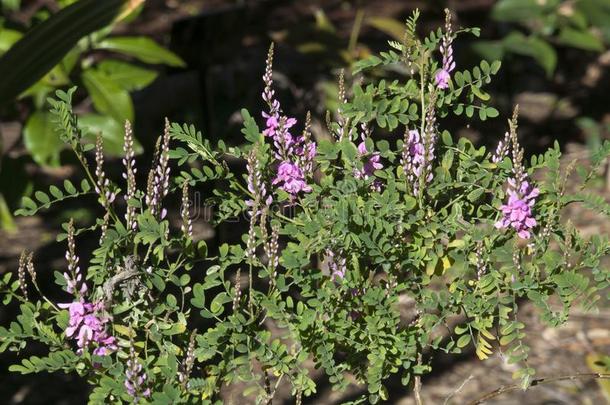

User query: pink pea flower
[273,161,311,195]
[436,9,455,90]
[495,180,539,239]
[355,142,383,180]
[59,299,116,356]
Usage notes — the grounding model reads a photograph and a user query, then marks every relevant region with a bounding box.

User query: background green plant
[0,0,184,229]
[474,0,610,76]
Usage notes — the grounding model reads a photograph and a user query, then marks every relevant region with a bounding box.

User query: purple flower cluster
[435,9,455,90]
[273,161,312,194]
[58,300,116,356]
[60,220,116,355]
[494,107,539,239]
[261,44,316,198]
[495,180,539,239]
[401,129,426,194]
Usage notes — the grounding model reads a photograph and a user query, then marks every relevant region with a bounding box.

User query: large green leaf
[20,47,82,108]
[0,28,22,54]
[502,32,557,76]
[96,60,158,91]
[0,0,126,106]
[1,0,21,12]
[557,27,604,51]
[491,0,548,22]
[471,40,505,62]
[82,69,134,123]
[79,113,143,156]
[96,37,186,67]
[23,111,63,166]
[577,0,610,29]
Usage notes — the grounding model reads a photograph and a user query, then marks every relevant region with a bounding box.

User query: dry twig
[467,373,610,404]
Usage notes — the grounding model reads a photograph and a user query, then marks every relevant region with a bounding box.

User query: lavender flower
[146,119,171,219]
[245,148,269,218]
[435,70,451,89]
[324,248,346,281]
[492,131,511,164]
[181,181,193,238]
[179,330,197,389]
[125,347,151,401]
[100,212,109,245]
[474,242,487,279]
[246,213,257,264]
[420,95,438,189]
[401,129,425,194]
[17,252,30,300]
[262,215,280,281]
[336,70,354,142]
[94,134,115,207]
[63,219,87,297]
[435,9,455,90]
[25,252,35,283]
[296,112,316,175]
[354,142,383,181]
[123,121,137,231]
[233,269,242,311]
[262,43,280,117]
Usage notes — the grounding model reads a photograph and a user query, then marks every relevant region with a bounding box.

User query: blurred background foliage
[0,0,184,230]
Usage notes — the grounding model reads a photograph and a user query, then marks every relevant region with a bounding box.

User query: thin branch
[414,375,423,405]
[414,353,423,405]
[444,374,474,405]
[467,373,610,405]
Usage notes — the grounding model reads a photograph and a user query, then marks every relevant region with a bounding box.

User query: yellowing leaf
[366,17,406,42]
[448,239,465,248]
[113,324,135,337]
[586,353,610,403]
[476,334,493,360]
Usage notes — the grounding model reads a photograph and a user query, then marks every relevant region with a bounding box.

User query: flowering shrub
[2,9,610,404]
